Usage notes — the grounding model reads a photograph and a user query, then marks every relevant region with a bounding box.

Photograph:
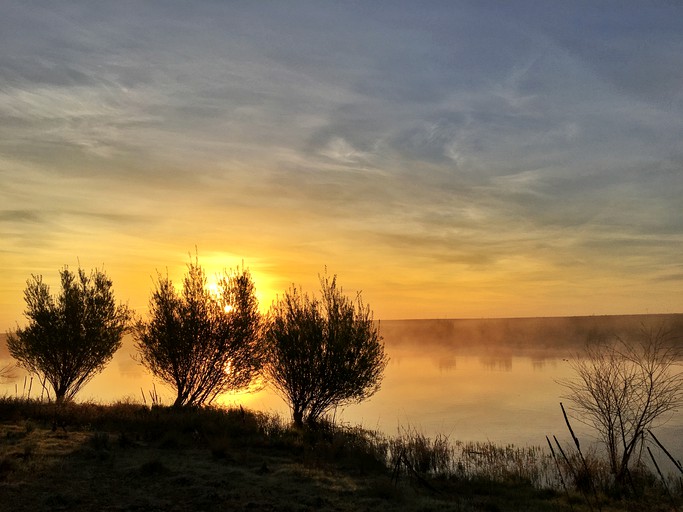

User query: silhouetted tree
[265,274,387,427]
[7,266,130,403]
[134,258,263,407]
[562,326,683,484]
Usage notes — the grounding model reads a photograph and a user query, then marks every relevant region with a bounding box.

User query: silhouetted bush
[264,273,387,427]
[7,266,130,403]
[134,257,263,407]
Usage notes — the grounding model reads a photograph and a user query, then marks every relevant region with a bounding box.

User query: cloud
[319,137,369,164]
[0,210,44,224]
[1,1,682,320]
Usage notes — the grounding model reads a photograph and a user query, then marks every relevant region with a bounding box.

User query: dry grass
[0,398,679,511]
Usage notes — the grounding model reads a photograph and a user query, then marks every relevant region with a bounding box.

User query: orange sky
[2,2,682,329]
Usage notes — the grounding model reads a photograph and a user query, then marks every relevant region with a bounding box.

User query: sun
[188,251,279,314]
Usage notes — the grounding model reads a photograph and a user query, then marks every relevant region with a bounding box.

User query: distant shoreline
[377,312,683,322]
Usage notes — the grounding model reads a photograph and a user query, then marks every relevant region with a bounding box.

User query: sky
[1,1,682,325]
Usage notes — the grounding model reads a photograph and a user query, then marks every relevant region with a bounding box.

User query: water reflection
[478,356,512,371]
[437,355,456,372]
[531,358,548,370]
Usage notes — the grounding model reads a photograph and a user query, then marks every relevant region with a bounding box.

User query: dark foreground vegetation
[1,398,680,512]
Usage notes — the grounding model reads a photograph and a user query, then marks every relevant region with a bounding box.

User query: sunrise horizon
[1,246,681,331]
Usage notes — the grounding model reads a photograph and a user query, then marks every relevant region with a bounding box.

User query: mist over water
[2,314,683,453]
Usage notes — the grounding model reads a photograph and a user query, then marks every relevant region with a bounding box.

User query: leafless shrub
[561,326,683,485]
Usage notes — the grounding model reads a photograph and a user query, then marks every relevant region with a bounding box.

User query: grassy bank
[0,398,678,511]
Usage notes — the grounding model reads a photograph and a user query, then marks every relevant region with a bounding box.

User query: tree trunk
[55,386,67,404]
[293,409,304,428]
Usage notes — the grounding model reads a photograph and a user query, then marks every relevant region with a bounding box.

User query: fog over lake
[3,314,682,454]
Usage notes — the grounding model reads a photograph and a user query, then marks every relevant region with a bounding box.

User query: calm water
[2,315,682,454]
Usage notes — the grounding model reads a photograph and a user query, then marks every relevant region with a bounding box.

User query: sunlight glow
[198,252,278,314]
[206,282,220,297]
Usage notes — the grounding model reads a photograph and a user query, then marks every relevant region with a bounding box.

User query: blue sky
[1,1,682,322]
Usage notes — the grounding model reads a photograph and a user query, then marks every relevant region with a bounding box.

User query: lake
[2,314,683,456]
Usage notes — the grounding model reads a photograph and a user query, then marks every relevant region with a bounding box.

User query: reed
[385,424,554,489]
[454,440,553,487]
[388,426,451,479]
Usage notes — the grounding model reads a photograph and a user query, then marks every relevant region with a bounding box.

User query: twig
[554,435,595,512]
[561,402,581,453]
[648,429,683,476]
[560,403,600,511]
[547,435,573,510]
[647,446,678,511]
